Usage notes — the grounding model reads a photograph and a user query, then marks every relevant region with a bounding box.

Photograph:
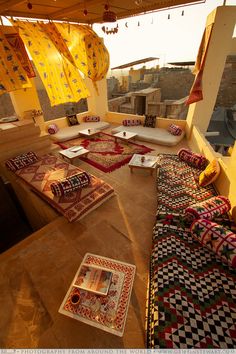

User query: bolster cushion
[191,218,236,268]
[50,172,91,197]
[48,123,59,134]
[178,148,208,169]
[185,195,231,221]
[168,124,182,136]
[5,151,39,172]
[83,115,100,122]
[122,119,141,126]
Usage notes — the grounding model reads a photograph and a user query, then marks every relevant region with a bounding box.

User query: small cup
[123,131,126,137]
[88,129,91,134]
[141,156,145,163]
[71,293,80,306]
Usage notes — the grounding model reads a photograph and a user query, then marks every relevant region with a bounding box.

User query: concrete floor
[0,129,188,348]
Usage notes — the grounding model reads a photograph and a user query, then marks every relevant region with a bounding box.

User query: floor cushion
[199,159,220,187]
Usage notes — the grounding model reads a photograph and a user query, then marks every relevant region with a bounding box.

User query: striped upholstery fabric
[51,172,91,197]
[178,148,208,169]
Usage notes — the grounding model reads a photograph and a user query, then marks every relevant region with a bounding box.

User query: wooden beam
[0,0,25,13]
[49,0,104,19]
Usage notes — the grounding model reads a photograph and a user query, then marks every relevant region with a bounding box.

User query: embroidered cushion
[191,218,236,268]
[122,119,141,126]
[185,195,231,222]
[50,172,91,197]
[168,124,182,136]
[47,123,59,135]
[67,114,79,126]
[199,159,220,187]
[143,115,156,128]
[83,115,100,122]
[5,151,39,172]
[178,148,208,169]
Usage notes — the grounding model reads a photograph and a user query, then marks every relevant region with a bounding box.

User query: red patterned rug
[57,132,153,172]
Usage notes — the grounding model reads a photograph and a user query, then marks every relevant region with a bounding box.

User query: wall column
[85,77,108,119]
[9,78,44,128]
[186,6,236,136]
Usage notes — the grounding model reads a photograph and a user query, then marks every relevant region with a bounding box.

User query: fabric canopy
[13,20,90,106]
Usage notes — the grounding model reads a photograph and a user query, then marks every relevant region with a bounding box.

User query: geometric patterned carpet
[147,154,236,348]
[56,132,153,173]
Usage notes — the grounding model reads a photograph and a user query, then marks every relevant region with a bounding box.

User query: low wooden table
[128,154,160,175]
[79,129,101,138]
[113,131,137,143]
[59,146,89,164]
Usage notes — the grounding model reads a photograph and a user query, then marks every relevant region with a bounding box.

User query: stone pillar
[85,77,108,119]
[186,6,236,136]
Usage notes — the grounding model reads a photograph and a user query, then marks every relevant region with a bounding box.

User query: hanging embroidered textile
[0,26,30,95]
[186,23,214,105]
[55,23,110,83]
[12,20,89,106]
[4,30,36,78]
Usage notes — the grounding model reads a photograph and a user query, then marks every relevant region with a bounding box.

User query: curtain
[12,20,90,106]
[55,23,110,84]
[0,26,31,95]
[186,23,214,105]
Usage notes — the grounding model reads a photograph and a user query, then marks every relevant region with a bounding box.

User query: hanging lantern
[27,2,33,9]
[83,9,88,16]
[103,10,117,22]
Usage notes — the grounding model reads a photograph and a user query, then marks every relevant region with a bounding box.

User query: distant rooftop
[111,57,159,70]
[168,61,195,66]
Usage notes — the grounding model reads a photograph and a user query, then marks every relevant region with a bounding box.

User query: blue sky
[93,0,236,71]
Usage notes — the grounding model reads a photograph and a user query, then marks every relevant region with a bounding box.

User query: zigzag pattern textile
[147,154,236,348]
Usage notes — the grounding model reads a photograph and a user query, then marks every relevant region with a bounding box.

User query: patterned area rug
[59,253,136,337]
[57,132,153,172]
[147,154,236,348]
[14,153,114,222]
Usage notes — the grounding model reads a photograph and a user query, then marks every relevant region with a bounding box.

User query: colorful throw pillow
[83,115,100,122]
[5,151,39,172]
[199,159,220,187]
[50,172,91,197]
[191,218,236,268]
[122,119,141,126]
[178,148,208,169]
[143,115,156,128]
[67,114,79,126]
[168,124,182,136]
[185,195,231,222]
[47,123,59,135]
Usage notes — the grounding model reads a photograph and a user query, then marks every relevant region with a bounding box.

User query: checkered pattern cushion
[47,124,59,134]
[50,172,91,197]
[122,119,141,126]
[168,124,182,136]
[5,151,39,172]
[143,115,156,128]
[185,195,231,221]
[178,148,208,169]
[191,218,236,268]
[83,115,100,122]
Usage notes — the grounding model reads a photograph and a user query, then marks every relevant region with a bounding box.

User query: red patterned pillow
[5,151,39,172]
[47,123,59,134]
[185,195,231,221]
[83,115,100,122]
[122,119,141,126]
[168,124,182,136]
[191,218,236,268]
[50,172,91,197]
[178,148,208,169]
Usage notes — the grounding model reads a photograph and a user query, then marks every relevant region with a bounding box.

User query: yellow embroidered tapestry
[0,26,30,95]
[55,23,110,82]
[13,21,89,106]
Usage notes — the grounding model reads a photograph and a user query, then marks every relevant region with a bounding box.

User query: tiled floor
[0,127,188,348]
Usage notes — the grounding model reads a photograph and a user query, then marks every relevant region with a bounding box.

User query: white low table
[113,131,137,143]
[59,146,89,164]
[128,154,160,175]
[79,129,101,138]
